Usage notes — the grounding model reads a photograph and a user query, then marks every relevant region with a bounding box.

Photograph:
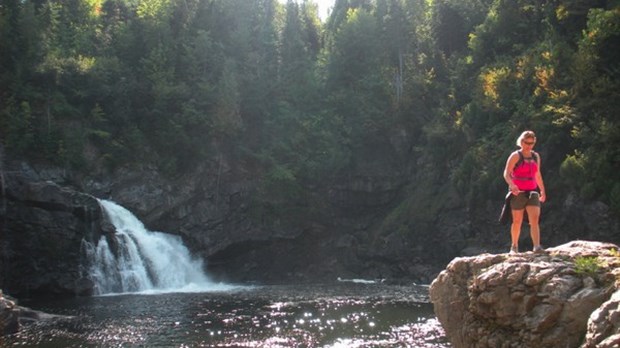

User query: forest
[1,0,619,225]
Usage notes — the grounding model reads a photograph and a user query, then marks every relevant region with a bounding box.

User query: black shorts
[510,191,540,210]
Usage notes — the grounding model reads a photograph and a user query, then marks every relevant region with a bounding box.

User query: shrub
[573,255,605,279]
[560,153,586,189]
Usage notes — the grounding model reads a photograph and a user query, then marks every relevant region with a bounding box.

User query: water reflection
[6,283,449,347]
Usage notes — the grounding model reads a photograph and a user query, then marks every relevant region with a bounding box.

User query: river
[5,282,449,347]
[4,199,449,347]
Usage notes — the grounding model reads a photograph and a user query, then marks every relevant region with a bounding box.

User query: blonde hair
[516,130,536,147]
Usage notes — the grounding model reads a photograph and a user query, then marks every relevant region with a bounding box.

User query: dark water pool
[4,283,450,347]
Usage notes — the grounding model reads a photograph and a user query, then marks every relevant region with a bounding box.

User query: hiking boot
[510,245,519,254]
[533,245,544,253]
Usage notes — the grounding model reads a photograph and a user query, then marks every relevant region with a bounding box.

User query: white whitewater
[83,199,235,295]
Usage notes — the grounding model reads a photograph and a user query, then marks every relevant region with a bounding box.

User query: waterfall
[83,199,234,295]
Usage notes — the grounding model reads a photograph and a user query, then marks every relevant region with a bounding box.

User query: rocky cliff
[430,240,620,348]
[2,149,620,299]
[0,166,103,297]
[0,155,423,297]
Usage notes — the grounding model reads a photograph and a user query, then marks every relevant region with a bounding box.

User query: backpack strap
[515,150,538,169]
[515,151,524,169]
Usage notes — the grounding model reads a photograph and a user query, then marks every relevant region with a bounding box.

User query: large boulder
[430,240,620,348]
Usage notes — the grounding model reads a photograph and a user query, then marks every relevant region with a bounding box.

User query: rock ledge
[1,291,72,336]
[430,240,620,348]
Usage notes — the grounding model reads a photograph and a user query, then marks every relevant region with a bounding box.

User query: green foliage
[573,255,606,279]
[469,0,550,65]
[325,6,396,153]
[431,0,469,56]
[2,0,620,232]
[261,165,303,204]
[610,183,620,216]
[561,7,620,202]
[2,99,35,155]
[212,59,242,137]
[136,0,172,22]
[559,152,586,189]
[250,162,308,227]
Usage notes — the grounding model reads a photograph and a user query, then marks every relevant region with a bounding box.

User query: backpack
[515,150,538,169]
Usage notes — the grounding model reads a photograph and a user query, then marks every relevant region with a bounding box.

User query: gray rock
[430,241,620,348]
[582,289,620,348]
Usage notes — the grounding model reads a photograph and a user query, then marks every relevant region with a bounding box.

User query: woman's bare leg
[526,205,541,247]
[510,209,524,250]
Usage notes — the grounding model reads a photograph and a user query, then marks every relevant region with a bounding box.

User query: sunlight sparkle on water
[7,284,447,347]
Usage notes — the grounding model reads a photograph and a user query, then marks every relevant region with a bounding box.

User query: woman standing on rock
[503,130,546,253]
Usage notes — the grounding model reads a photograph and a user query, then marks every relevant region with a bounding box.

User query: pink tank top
[512,153,538,191]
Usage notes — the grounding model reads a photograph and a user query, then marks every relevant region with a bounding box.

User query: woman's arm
[503,152,520,195]
[536,153,546,202]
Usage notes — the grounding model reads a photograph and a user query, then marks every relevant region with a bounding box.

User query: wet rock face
[1,171,103,298]
[430,241,620,348]
[0,293,19,335]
